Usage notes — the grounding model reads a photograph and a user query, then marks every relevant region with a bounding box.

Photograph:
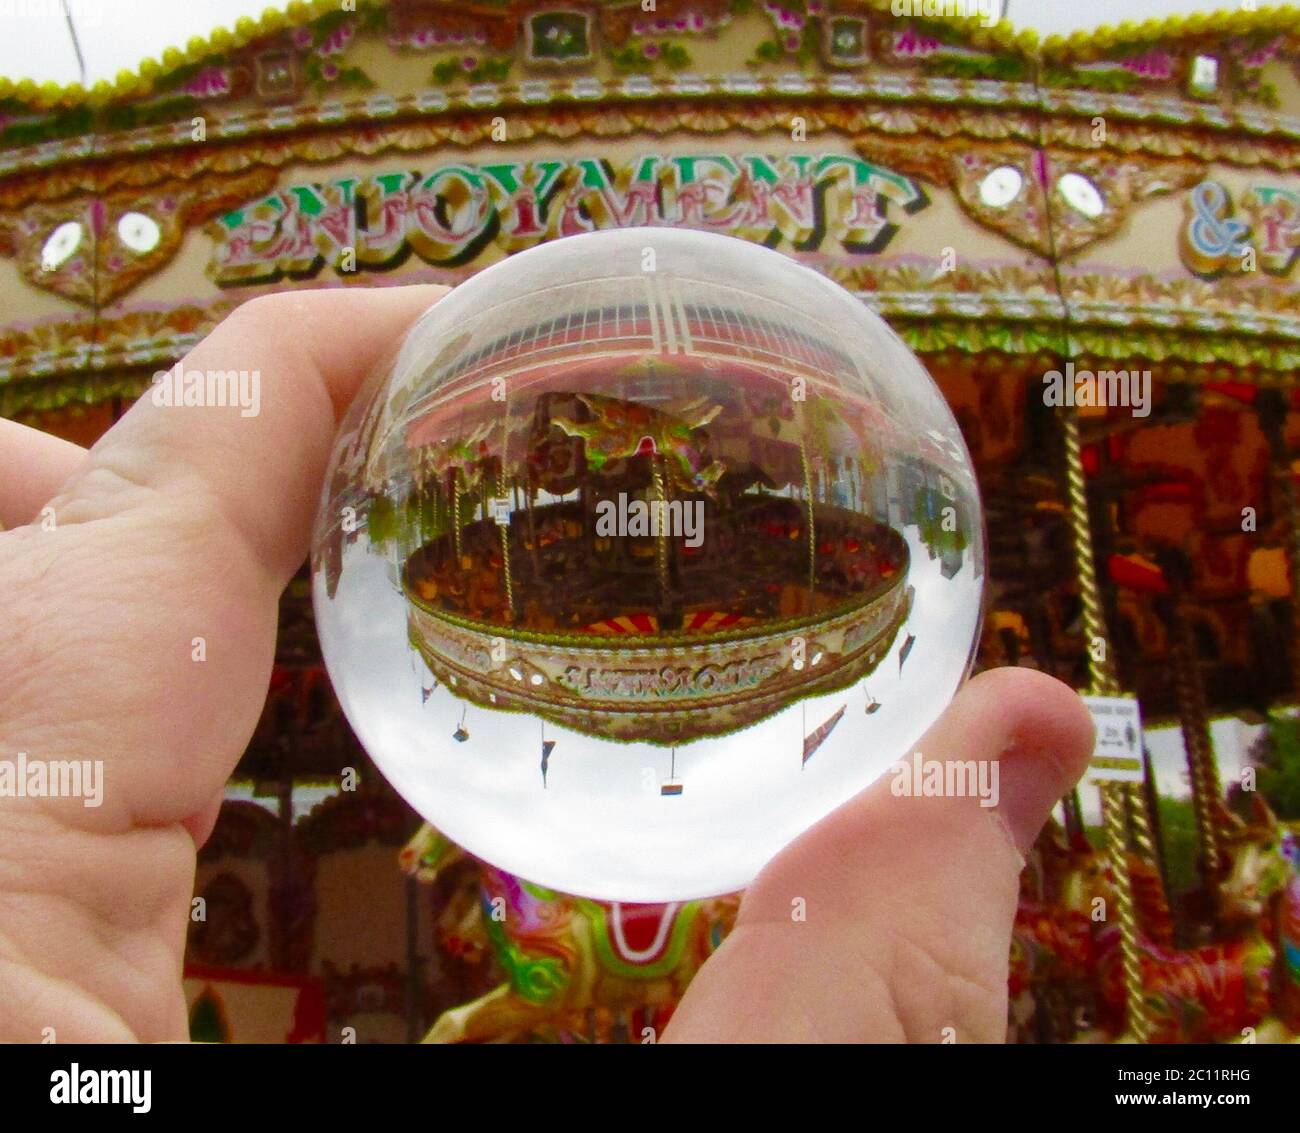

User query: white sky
[0,0,1277,86]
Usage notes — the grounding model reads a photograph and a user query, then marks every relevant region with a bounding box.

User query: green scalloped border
[12,317,1300,417]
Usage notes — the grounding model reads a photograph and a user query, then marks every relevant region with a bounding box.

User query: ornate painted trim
[7,77,1300,181]
[2,1,1300,179]
[7,98,1300,224]
[1,100,1042,210]
[0,112,1281,309]
[852,135,1207,258]
[405,561,910,745]
[0,168,279,306]
[0,77,1050,181]
[0,0,1029,114]
[7,272,1300,419]
[7,1,1299,111]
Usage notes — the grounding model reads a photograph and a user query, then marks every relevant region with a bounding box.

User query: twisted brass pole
[1060,409,1151,1042]
[452,474,463,566]
[1168,607,1223,877]
[1125,759,1159,868]
[1062,413,1110,695]
[652,455,670,610]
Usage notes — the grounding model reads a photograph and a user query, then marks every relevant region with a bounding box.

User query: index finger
[0,418,87,529]
[50,285,448,584]
[4,285,447,831]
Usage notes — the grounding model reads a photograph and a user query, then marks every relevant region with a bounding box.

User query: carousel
[1,0,1299,1042]
[380,303,914,743]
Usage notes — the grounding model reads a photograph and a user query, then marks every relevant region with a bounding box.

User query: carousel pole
[415,449,427,548]
[1124,748,1161,878]
[452,473,463,565]
[425,450,438,547]
[1060,408,1152,1042]
[1139,745,1169,896]
[1062,787,1085,844]
[797,404,817,614]
[526,477,540,573]
[652,454,671,612]
[1159,579,1224,881]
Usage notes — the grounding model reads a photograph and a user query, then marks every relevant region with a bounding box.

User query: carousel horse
[1082,803,1291,1043]
[416,421,495,495]
[1280,826,1300,1029]
[549,392,727,497]
[400,823,740,1043]
[1008,901,1092,1042]
[1009,822,1171,1041]
[1010,814,1285,1043]
[1220,796,1300,1034]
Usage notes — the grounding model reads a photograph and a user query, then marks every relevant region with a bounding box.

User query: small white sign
[489,498,512,526]
[1191,54,1218,93]
[1081,694,1144,783]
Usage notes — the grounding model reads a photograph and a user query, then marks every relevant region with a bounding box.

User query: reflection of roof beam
[657,273,678,353]
[645,276,662,354]
[669,275,693,355]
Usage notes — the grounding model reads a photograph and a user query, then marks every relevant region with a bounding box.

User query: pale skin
[0,286,1094,1043]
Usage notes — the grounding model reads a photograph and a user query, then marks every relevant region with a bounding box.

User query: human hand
[0,286,444,1041]
[0,285,1091,1043]
[664,666,1094,1042]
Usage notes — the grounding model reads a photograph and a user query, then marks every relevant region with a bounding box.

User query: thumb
[664,667,1094,1043]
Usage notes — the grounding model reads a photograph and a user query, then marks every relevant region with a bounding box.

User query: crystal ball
[311,228,985,901]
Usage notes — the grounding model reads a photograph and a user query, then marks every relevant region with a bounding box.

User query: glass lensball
[311,228,985,902]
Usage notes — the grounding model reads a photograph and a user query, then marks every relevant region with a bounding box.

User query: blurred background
[2,0,1299,1043]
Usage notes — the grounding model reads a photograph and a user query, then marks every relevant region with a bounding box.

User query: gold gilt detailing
[854,135,1204,257]
[0,169,279,307]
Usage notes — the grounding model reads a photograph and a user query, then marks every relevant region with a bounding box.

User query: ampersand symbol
[1188,181,1249,257]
